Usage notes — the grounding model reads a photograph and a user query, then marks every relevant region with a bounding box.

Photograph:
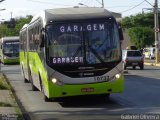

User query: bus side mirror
[118,23,124,41]
[40,28,45,48]
[119,27,124,41]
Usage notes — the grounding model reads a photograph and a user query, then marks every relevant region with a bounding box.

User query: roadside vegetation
[0,73,24,120]
[0,102,12,107]
[122,12,158,49]
[0,15,32,38]
[0,73,10,90]
[0,74,13,107]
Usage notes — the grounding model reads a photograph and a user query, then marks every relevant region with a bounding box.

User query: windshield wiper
[88,46,104,63]
[72,46,82,58]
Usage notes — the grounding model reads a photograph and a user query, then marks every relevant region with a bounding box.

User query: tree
[128,27,154,49]
[122,12,156,48]
[0,15,32,37]
[122,12,156,28]
[121,16,133,28]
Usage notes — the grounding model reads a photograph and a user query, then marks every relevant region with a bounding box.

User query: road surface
[1,64,160,120]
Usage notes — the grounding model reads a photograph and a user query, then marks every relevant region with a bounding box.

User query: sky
[0,0,156,21]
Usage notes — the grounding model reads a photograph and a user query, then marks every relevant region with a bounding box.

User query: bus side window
[40,28,45,48]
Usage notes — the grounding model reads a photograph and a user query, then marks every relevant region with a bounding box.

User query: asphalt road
[1,64,160,120]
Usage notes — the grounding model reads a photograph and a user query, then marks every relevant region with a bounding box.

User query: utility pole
[154,0,160,64]
[11,12,12,19]
[102,0,104,8]
[143,0,160,64]
[95,0,104,8]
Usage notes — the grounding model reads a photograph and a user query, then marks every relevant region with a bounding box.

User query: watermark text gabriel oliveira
[121,114,160,120]
[0,114,18,120]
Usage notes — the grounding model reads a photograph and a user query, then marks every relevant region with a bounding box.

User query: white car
[122,50,144,70]
[143,47,155,59]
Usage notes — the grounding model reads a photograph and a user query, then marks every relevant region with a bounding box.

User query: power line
[80,0,92,6]
[27,0,73,6]
[88,0,95,6]
[121,0,146,13]
[107,3,154,9]
[95,0,102,5]
[78,0,84,3]
[144,0,154,7]
[107,5,143,9]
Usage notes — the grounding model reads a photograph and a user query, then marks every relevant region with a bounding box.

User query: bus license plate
[81,88,94,92]
[94,76,109,82]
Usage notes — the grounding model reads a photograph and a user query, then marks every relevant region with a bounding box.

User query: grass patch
[0,74,24,120]
[0,74,10,90]
[0,102,12,107]
[15,107,24,120]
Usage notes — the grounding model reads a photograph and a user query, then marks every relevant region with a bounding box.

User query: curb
[144,62,160,67]
[2,73,31,120]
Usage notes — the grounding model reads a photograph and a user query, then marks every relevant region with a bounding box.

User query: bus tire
[29,73,38,91]
[42,87,52,102]
[105,93,110,99]
[24,78,28,83]
[100,93,110,102]
[39,75,52,102]
[22,67,29,83]
[44,95,52,102]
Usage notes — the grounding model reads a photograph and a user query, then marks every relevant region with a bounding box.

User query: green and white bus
[0,36,20,64]
[20,7,124,101]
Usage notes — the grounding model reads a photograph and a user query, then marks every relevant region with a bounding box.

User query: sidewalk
[0,90,17,114]
[0,73,23,120]
[144,61,160,67]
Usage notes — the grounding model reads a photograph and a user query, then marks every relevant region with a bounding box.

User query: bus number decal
[94,76,109,82]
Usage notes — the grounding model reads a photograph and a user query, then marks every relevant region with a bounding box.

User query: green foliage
[128,27,154,49]
[122,13,154,28]
[0,102,12,107]
[0,74,10,89]
[122,12,156,48]
[121,16,133,28]
[0,15,32,37]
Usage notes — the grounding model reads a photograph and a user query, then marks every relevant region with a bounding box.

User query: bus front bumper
[47,75,124,98]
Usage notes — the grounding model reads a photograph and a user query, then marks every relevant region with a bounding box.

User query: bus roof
[20,24,28,32]
[30,7,115,24]
[0,36,19,42]
[22,24,28,29]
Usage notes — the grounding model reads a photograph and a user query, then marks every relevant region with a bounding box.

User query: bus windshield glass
[3,41,19,55]
[47,22,121,65]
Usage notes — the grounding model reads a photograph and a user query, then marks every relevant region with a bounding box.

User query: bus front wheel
[22,67,29,83]
[29,73,38,91]
[39,76,52,102]
[101,93,110,100]
[44,95,52,102]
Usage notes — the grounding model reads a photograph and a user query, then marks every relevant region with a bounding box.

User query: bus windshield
[3,41,19,55]
[46,22,121,65]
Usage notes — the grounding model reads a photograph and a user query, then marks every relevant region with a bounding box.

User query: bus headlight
[115,74,121,79]
[51,78,57,83]
[51,77,64,86]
